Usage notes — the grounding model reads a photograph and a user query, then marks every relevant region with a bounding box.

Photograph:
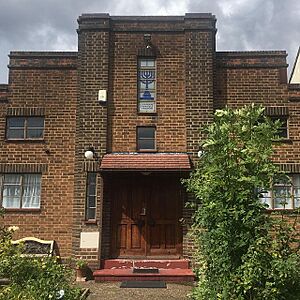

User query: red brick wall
[0,84,8,101]
[3,14,299,267]
[0,52,77,258]
[214,51,300,166]
[108,32,187,153]
[75,15,109,268]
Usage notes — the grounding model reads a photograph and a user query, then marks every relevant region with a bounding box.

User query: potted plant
[75,258,88,282]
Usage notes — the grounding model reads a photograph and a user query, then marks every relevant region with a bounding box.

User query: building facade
[0,13,300,269]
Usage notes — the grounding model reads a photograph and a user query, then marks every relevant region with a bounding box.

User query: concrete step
[93,268,195,282]
[101,259,190,270]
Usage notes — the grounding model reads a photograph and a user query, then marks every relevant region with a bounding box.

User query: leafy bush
[185,105,300,299]
[0,212,81,300]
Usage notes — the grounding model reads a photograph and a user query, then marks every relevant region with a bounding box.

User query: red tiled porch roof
[100,153,191,171]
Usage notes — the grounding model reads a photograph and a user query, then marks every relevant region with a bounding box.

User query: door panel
[147,177,182,256]
[111,177,146,257]
[117,224,127,249]
[110,175,182,258]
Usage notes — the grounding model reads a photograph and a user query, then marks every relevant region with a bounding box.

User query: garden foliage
[185,105,300,299]
[0,208,81,300]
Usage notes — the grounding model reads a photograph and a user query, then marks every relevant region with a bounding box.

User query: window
[0,174,41,209]
[137,127,156,151]
[270,116,288,138]
[6,117,44,140]
[260,174,300,209]
[138,58,156,113]
[86,173,97,220]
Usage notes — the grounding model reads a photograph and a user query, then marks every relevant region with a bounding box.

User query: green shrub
[0,213,81,300]
[185,105,300,299]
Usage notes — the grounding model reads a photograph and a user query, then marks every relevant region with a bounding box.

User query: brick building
[1,13,300,276]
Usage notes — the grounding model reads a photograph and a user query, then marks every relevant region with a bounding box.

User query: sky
[0,0,299,83]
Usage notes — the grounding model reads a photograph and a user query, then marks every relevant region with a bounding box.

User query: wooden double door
[110,174,183,258]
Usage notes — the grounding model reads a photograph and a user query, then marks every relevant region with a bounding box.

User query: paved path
[81,281,193,300]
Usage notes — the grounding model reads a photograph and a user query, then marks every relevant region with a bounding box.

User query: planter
[76,267,87,282]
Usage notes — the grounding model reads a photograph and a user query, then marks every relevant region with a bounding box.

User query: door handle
[140,207,146,216]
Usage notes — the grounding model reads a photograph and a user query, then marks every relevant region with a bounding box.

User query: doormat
[120,281,167,288]
[133,268,159,274]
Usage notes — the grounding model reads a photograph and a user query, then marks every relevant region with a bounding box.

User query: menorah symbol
[140,70,155,89]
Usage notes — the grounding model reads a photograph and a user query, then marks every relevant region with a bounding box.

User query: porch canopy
[100,153,191,172]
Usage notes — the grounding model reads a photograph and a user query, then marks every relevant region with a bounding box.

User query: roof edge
[217,50,287,57]
[9,51,78,59]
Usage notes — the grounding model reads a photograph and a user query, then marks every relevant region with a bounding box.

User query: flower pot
[76,267,87,282]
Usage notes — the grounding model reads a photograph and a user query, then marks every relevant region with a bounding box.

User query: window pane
[138,127,155,139]
[274,186,292,209]
[88,185,96,197]
[27,129,44,139]
[4,174,22,184]
[139,91,155,101]
[271,117,288,138]
[86,173,97,220]
[293,175,300,208]
[260,190,272,208]
[139,70,156,80]
[2,176,21,208]
[27,117,44,127]
[138,139,155,150]
[88,195,96,208]
[295,197,300,208]
[139,59,155,67]
[88,173,97,185]
[7,117,25,128]
[2,196,20,208]
[7,129,24,139]
[139,80,155,90]
[87,208,96,220]
[278,128,288,138]
[22,174,41,208]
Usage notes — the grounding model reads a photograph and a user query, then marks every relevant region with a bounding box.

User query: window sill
[272,138,293,144]
[84,219,98,225]
[137,112,157,116]
[5,139,45,143]
[4,208,41,213]
[266,208,299,214]
[137,149,157,153]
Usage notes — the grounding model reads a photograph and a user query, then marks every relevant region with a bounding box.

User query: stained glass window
[138,58,156,113]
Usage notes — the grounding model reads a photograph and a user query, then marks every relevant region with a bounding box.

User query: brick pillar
[183,13,216,258]
[73,14,110,268]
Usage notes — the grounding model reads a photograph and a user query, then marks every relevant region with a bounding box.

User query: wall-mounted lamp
[141,171,151,176]
[197,150,204,158]
[84,147,98,160]
[143,33,152,49]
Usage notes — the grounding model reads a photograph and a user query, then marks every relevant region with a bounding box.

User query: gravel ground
[80,281,194,300]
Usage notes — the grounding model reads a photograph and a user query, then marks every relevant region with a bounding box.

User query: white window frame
[260,174,300,210]
[0,173,41,209]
